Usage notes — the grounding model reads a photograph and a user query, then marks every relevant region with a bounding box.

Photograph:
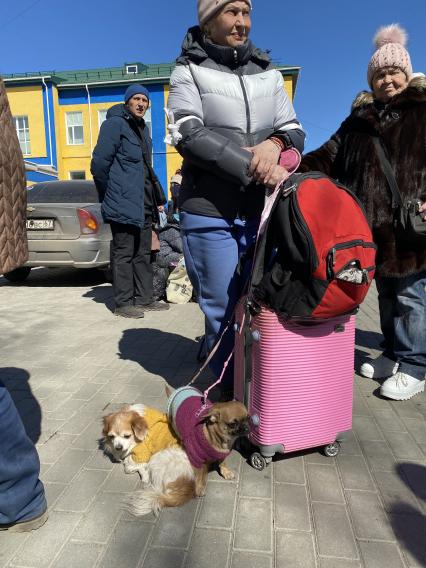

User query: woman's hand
[262,165,290,189]
[244,140,281,184]
[419,201,426,221]
[157,205,165,213]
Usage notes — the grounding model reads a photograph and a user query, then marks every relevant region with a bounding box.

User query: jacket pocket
[121,135,142,162]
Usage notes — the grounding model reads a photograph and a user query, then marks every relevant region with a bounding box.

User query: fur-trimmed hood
[352,74,426,110]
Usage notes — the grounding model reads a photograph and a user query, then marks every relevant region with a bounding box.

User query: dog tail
[125,476,196,517]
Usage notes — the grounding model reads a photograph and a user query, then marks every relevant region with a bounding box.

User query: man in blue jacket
[91,85,168,317]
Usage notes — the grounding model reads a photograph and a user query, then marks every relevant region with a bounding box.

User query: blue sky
[1,0,424,151]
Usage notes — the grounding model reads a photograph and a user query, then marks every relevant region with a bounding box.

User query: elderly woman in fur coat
[300,25,426,401]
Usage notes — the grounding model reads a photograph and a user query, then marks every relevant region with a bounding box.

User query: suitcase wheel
[250,452,270,471]
[323,442,340,458]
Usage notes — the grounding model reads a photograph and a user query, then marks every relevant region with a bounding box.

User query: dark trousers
[110,218,153,307]
[0,381,46,524]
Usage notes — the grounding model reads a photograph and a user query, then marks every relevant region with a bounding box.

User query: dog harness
[131,407,180,464]
[172,393,231,469]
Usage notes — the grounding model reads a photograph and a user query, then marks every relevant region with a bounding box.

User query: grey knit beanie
[197,0,252,26]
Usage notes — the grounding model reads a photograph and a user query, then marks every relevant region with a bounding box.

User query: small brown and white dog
[102,404,196,515]
[102,400,250,516]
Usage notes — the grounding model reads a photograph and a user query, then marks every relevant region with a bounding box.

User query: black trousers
[110,218,153,307]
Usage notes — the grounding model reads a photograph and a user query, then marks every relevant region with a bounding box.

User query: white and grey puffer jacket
[167,26,305,220]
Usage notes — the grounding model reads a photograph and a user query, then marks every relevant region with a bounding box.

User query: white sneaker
[360,355,399,379]
[380,372,425,401]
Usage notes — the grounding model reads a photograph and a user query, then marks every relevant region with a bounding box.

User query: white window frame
[14,115,31,155]
[69,170,86,180]
[98,109,108,129]
[144,108,152,139]
[126,65,138,74]
[65,111,84,145]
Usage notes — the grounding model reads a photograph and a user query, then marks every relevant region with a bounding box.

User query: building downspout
[85,84,93,153]
[41,77,54,168]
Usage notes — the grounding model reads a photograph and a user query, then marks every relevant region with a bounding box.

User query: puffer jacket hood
[0,78,28,274]
[177,25,271,69]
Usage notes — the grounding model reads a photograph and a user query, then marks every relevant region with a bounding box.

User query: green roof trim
[3,61,300,87]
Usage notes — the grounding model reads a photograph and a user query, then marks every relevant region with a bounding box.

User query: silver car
[3,180,111,282]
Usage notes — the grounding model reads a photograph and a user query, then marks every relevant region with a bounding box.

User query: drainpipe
[85,84,93,153]
[41,77,54,168]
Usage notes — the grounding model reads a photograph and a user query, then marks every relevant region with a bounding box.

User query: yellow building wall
[284,75,293,100]
[57,101,117,180]
[6,85,47,158]
[163,73,296,192]
[52,87,64,179]
[163,85,183,195]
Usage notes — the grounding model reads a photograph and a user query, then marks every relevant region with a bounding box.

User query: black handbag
[373,137,426,248]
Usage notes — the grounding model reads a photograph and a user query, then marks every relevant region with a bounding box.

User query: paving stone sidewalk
[0,267,425,568]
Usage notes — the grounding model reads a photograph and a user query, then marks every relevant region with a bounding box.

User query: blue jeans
[376,271,426,380]
[181,212,259,389]
[0,380,46,525]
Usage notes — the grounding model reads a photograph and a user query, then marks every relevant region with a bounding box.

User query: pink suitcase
[234,297,356,470]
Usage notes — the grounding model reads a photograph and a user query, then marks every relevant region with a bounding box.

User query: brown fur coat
[0,78,28,274]
[300,76,426,278]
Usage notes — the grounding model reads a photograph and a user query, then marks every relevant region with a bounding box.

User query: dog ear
[131,413,148,442]
[165,384,174,398]
[102,414,114,437]
[202,409,220,424]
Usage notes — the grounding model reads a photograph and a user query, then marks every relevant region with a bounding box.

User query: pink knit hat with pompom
[367,24,412,87]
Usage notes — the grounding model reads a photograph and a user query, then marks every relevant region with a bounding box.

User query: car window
[27,182,100,203]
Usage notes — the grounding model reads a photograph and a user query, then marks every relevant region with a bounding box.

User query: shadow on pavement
[0,267,109,288]
[83,285,115,312]
[0,368,41,443]
[355,328,383,350]
[118,328,201,389]
[390,463,426,566]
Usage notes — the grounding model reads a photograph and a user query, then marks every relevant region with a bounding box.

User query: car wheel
[3,266,32,283]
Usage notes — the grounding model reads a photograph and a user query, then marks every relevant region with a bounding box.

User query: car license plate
[26,219,54,230]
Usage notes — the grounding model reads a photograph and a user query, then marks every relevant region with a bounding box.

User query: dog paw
[219,465,235,480]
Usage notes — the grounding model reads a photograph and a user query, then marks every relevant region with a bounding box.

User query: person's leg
[0,381,47,530]
[376,275,398,360]
[110,222,137,308]
[380,271,426,400]
[360,275,400,379]
[181,213,238,387]
[392,271,426,379]
[181,213,258,391]
[133,216,154,306]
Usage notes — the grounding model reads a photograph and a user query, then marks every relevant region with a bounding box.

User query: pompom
[373,24,408,49]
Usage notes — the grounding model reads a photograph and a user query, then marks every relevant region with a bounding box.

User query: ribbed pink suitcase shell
[234,299,355,457]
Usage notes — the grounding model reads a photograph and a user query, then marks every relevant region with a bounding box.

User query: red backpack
[251,172,377,320]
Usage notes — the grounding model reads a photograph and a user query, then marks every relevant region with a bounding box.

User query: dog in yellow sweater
[102,404,180,479]
[102,404,196,514]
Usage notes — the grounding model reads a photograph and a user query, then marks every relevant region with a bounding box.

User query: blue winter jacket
[91,104,164,228]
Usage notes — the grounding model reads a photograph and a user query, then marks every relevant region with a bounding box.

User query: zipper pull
[331,248,336,266]
[234,49,238,65]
